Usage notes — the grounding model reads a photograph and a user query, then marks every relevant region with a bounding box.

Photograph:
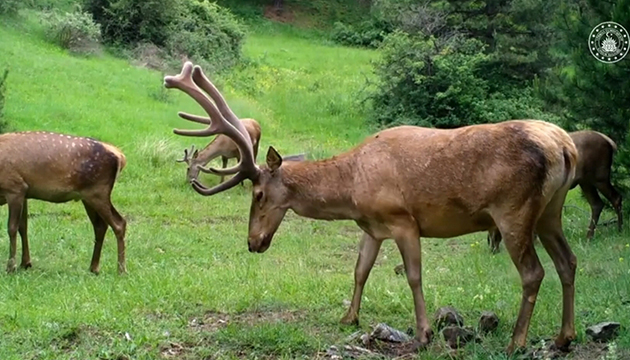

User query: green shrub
[84,0,245,72]
[0,68,9,133]
[40,7,102,54]
[331,18,393,48]
[166,0,245,73]
[0,0,21,16]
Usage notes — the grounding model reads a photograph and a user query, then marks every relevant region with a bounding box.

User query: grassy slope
[0,12,629,360]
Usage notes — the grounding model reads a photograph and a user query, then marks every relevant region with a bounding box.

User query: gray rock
[360,333,371,346]
[370,323,412,343]
[433,306,464,330]
[442,325,478,349]
[586,322,621,342]
[478,311,499,333]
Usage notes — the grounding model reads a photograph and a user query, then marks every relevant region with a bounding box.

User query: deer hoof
[20,262,32,269]
[6,260,17,273]
[340,314,359,326]
[90,267,100,275]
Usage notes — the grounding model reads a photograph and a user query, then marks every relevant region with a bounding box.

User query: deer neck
[194,141,223,166]
[281,156,359,221]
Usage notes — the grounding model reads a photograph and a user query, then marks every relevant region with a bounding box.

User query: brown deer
[488,130,623,253]
[0,131,127,274]
[163,62,579,355]
[176,118,261,183]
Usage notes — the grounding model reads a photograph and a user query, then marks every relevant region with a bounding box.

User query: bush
[166,0,245,73]
[84,0,244,72]
[0,68,9,133]
[40,7,102,54]
[0,0,20,16]
[331,17,393,48]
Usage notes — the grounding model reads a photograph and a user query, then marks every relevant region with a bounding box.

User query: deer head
[164,62,291,252]
[176,144,201,181]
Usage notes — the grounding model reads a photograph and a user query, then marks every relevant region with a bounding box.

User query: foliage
[0,68,8,133]
[541,0,630,212]
[330,17,393,48]
[165,0,245,74]
[0,0,20,15]
[83,0,245,72]
[40,6,102,54]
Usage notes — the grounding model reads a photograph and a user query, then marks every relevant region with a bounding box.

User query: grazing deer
[0,131,127,274]
[163,62,579,355]
[488,130,623,253]
[176,118,261,184]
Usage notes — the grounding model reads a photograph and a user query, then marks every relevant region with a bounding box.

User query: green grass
[0,10,629,360]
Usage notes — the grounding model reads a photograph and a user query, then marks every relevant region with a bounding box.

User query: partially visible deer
[164,62,579,355]
[177,118,261,184]
[0,131,127,274]
[488,129,623,253]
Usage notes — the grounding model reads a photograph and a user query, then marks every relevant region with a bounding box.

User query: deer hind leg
[340,231,382,326]
[487,227,502,254]
[394,229,432,348]
[5,194,25,273]
[579,183,604,239]
[19,200,31,269]
[595,180,623,233]
[83,193,127,274]
[536,193,577,351]
[498,211,544,354]
[83,200,108,275]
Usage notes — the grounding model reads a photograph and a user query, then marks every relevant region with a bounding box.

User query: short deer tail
[562,145,577,189]
[102,143,127,181]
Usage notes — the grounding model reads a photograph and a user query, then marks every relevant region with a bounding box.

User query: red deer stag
[488,129,623,253]
[177,118,261,184]
[0,131,127,274]
[163,62,579,355]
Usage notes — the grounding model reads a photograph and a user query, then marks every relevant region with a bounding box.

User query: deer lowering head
[165,62,579,355]
[176,118,261,183]
[487,129,623,253]
[0,131,127,274]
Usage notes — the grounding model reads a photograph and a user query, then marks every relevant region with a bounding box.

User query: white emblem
[589,21,629,63]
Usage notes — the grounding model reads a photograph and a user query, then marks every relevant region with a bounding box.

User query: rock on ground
[441,325,478,349]
[433,306,464,330]
[478,311,499,333]
[586,322,621,342]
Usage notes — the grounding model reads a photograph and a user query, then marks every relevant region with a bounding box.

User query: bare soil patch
[188,308,308,333]
[263,4,296,23]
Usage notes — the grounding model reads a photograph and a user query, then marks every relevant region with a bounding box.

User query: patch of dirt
[188,308,308,333]
[130,42,169,72]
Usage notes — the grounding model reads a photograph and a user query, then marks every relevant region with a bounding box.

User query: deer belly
[26,188,82,203]
[417,210,494,238]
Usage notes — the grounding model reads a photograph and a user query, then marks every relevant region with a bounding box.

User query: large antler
[164,62,260,195]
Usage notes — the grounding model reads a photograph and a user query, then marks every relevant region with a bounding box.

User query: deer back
[0,131,126,202]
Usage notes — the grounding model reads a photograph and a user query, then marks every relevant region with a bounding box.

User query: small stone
[370,323,412,343]
[586,322,621,342]
[360,333,370,346]
[433,306,464,330]
[441,326,477,349]
[478,311,499,333]
[394,264,405,275]
[342,299,351,307]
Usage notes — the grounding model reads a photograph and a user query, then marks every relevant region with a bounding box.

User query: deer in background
[164,61,579,355]
[488,129,623,253]
[177,118,261,184]
[0,131,127,274]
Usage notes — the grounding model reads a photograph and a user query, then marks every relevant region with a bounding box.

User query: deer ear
[266,146,282,171]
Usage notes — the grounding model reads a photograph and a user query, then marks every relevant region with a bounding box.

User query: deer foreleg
[394,229,432,348]
[580,183,604,239]
[19,200,31,269]
[340,232,382,326]
[221,156,228,184]
[6,195,25,273]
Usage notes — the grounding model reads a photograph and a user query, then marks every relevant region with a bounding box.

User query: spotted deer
[164,62,579,355]
[488,129,623,253]
[177,118,261,184]
[0,131,127,274]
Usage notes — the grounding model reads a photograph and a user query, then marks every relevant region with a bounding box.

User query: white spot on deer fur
[72,143,76,147]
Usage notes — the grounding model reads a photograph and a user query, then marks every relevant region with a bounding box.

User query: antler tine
[164,61,261,196]
[176,145,195,164]
[191,65,258,178]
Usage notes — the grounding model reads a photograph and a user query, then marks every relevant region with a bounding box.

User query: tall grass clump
[0,0,20,16]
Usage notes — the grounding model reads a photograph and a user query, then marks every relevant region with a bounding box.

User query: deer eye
[255,191,263,202]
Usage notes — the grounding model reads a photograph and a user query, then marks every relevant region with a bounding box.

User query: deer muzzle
[248,233,273,253]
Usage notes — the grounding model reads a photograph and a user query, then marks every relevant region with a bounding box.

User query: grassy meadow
[0,9,629,360]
